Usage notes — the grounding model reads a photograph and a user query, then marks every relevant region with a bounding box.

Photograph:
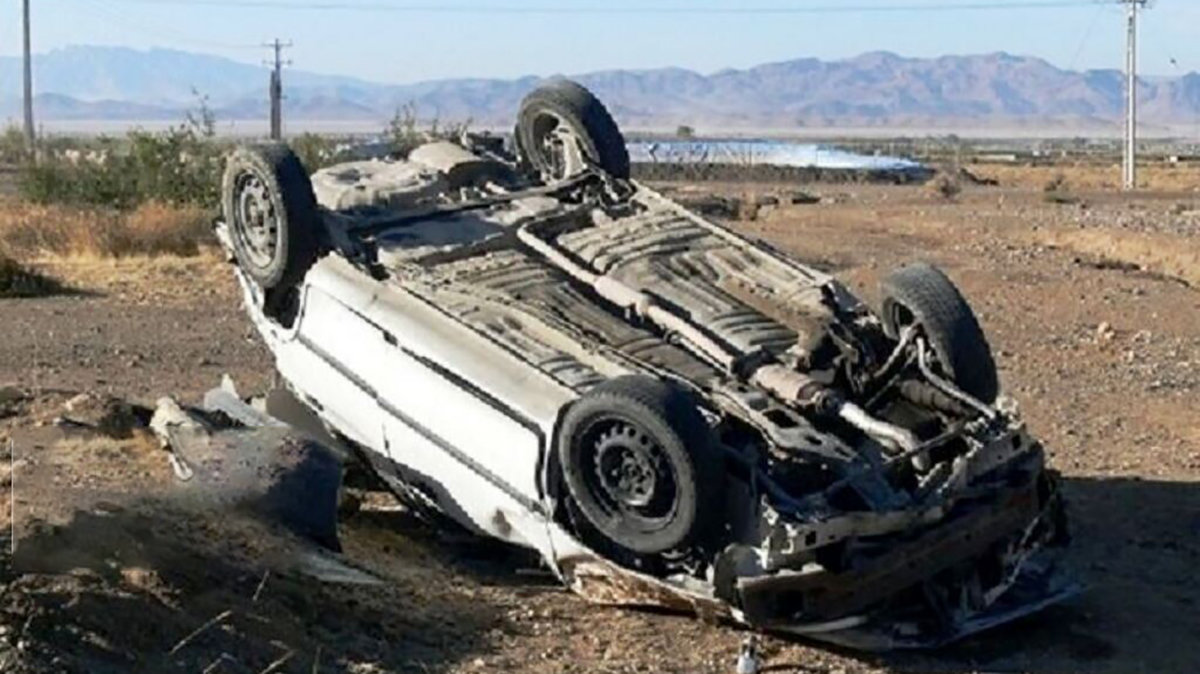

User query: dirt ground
[1,172,1199,673]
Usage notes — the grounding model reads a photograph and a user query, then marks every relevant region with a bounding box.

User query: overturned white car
[216,80,1077,650]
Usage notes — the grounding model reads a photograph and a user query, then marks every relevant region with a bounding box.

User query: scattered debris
[736,635,761,674]
[58,392,148,439]
[148,384,344,551]
[291,550,383,586]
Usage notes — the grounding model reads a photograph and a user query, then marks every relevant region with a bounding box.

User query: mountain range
[2,46,1199,132]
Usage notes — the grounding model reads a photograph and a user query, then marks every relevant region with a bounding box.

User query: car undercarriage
[216,79,1079,650]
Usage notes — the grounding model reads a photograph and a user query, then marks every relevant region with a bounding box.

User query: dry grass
[966,163,1200,192]
[0,198,213,260]
[1026,226,1200,288]
[28,254,232,305]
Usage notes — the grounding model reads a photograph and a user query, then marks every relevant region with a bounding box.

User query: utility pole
[1122,0,1147,191]
[265,39,292,140]
[22,0,35,158]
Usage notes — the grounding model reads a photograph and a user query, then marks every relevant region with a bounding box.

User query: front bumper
[736,469,1078,650]
[780,550,1081,650]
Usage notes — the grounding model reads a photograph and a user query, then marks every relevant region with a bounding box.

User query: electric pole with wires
[1122,0,1148,191]
[265,39,292,140]
[22,0,36,159]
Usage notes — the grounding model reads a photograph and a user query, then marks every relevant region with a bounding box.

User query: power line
[23,0,35,157]
[65,0,1111,14]
[1066,1,1109,71]
[73,0,262,49]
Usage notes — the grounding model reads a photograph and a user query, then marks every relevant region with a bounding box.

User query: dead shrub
[387,102,471,157]
[0,199,212,259]
[1042,173,1077,204]
[927,172,962,201]
[738,199,761,222]
[1043,173,1069,193]
[112,202,212,257]
[1044,192,1079,205]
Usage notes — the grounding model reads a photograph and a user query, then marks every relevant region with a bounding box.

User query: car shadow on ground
[345,474,1200,673]
[11,475,1193,673]
[342,475,1200,674]
[5,500,510,674]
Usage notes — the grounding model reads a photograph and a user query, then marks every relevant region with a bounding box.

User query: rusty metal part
[351,171,598,238]
[558,554,730,622]
[898,379,971,416]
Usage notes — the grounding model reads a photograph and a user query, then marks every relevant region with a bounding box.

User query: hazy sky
[3,0,1197,83]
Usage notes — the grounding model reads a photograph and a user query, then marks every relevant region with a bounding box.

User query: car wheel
[222,144,321,291]
[880,262,1000,403]
[557,376,723,556]
[516,79,630,181]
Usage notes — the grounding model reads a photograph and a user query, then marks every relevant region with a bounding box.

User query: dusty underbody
[217,81,1077,650]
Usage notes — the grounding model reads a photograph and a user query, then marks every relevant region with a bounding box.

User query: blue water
[626,140,924,172]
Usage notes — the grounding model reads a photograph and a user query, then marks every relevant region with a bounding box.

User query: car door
[286,284,387,453]
[367,285,567,550]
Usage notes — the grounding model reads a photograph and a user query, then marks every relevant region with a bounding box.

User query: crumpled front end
[543,402,1078,650]
[710,408,1078,649]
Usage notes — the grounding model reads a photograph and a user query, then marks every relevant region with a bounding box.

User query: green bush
[18,99,226,210]
[0,125,28,164]
[387,103,469,157]
[290,132,341,171]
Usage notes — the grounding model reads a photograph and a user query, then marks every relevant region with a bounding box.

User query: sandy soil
[1,177,1199,673]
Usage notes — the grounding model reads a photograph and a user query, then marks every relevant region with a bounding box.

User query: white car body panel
[238,257,572,556]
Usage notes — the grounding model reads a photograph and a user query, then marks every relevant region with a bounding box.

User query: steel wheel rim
[531,112,587,180]
[232,170,279,269]
[580,418,678,528]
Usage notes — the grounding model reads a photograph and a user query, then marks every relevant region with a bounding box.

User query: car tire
[557,376,723,556]
[222,144,321,291]
[880,262,1000,403]
[516,79,630,181]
